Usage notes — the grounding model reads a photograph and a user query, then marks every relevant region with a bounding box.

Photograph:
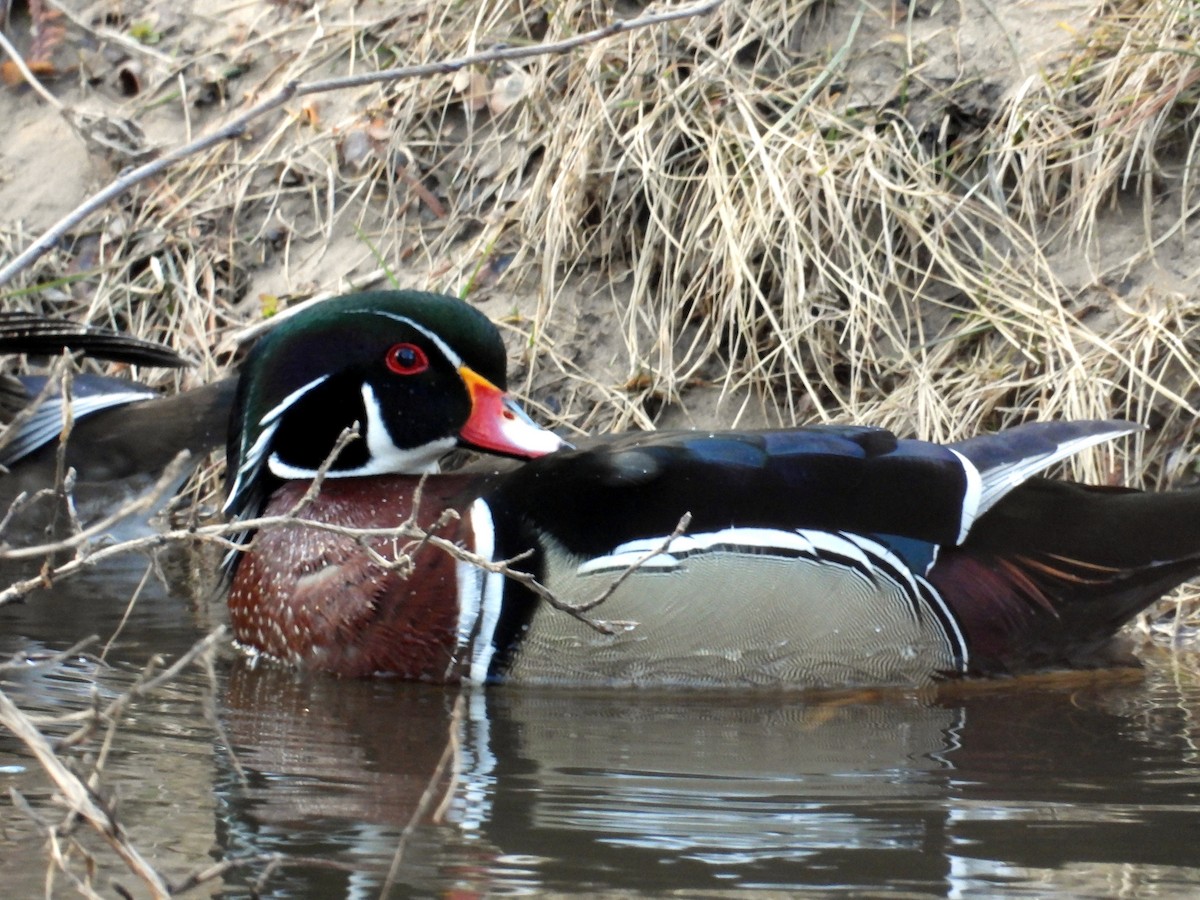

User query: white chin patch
[267,383,455,479]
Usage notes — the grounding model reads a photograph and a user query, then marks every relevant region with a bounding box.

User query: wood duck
[0,313,236,541]
[224,289,1200,688]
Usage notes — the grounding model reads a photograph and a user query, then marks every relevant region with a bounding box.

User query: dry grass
[990,0,1200,247]
[1,0,1197,460]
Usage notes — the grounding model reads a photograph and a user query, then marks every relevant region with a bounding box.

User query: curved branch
[0,0,722,287]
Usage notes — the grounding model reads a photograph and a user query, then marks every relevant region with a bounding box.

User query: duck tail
[928,478,1200,674]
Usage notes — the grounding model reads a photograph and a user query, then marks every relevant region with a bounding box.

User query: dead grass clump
[987,0,1200,246]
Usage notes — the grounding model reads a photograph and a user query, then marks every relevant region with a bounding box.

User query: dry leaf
[297,101,320,127]
[1,0,66,87]
[337,114,396,171]
[339,126,373,170]
[19,0,66,81]
[489,71,528,115]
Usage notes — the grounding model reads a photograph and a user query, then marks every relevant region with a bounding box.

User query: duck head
[224,290,565,518]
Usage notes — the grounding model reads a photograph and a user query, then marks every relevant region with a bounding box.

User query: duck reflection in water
[215,656,1200,897]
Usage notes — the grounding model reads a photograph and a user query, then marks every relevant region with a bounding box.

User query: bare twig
[167,853,360,897]
[8,787,106,899]
[379,692,465,897]
[0,687,173,898]
[0,451,193,563]
[55,627,226,753]
[0,0,722,287]
[289,423,362,513]
[0,355,68,461]
[0,635,97,673]
[571,512,691,614]
[0,470,687,638]
[1,624,350,896]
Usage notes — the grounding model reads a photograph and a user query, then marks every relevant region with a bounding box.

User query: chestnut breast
[227,474,483,679]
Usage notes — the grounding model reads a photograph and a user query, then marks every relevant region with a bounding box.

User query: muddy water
[2,551,1200,898]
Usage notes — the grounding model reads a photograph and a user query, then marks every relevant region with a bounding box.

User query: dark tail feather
[0,314,192,368]
[929,477,1200,674]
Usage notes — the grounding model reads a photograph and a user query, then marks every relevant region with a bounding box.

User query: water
[2,549,1200,898]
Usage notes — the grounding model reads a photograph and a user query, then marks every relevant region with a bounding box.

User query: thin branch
[168,853,360,897]
[0,635,97,673]
[0,27,65,110]
[8,788,106,899]
[55,627,226,753]
[379,692,464,897]
[2,626,345,897]
[0,0,722,287]
[0,355,68,460]
[572,512,691,613]
[290,423,362,513]
[0,462,690,638]
[0,451,193,563]
[0,687,172,898]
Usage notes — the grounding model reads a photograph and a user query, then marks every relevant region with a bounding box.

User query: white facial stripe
[223,420,281,514]
[224,375,329,513]
[355,309,464,368]
[265,438,456,480]
[361,383,406,469]
[259,374,329,426]
[263,383,455,480]
[354,382,454,474]
[240,421,279,473]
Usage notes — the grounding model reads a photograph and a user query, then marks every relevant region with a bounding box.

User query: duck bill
[458,366,566,458]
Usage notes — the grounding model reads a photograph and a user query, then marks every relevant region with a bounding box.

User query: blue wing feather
[494,420,1138,563]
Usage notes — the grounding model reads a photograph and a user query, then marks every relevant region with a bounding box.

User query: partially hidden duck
[0,313,235,540]
[224,290,1200,687]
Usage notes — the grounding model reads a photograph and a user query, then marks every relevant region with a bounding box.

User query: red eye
[385,342,429,375]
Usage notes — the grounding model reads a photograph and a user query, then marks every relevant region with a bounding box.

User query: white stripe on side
[575,524,970,675]
[953,424,1137,543]
[578,527,900,579]
[948,448,983,544]
[915,573,970,674]
[454,498,505,684]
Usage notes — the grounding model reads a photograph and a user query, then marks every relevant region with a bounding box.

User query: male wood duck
[224,289,1200,688]
[0,313,236,541]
